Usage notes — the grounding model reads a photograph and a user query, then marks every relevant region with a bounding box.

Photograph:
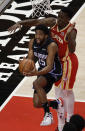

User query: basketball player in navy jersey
[23,24,63,126]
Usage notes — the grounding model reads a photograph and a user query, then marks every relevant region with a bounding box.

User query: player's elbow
[68,42,76,53]
[69,47,76,53]
[47,64,53,72]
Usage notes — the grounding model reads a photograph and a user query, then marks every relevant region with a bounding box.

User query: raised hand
[8,22,22,33]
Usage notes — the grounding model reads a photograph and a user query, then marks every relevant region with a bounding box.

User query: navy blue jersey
[32,37,62,78]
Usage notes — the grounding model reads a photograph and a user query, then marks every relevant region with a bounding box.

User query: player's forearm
[68,41,76,53]
[27,50,34,60]
[37,65,53,75]
[18,17,56,27]
[18,19,40,27]
[68,29,77,53]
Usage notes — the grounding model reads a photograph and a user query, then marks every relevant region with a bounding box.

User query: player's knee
[33,76,47,90]
[33,80,38,90]
[33,80,41,90]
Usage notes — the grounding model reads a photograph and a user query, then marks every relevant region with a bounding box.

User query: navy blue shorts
[34,72,62,94]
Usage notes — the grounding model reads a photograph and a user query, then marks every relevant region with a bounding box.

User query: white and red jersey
[51,23,77,62]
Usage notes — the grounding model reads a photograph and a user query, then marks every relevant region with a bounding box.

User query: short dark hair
[61,7,73,19]
[63,122,77,131]
[70,114,85,131]
[35,24,50,35]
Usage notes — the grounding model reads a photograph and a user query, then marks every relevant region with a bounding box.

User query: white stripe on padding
[71,3,85,23]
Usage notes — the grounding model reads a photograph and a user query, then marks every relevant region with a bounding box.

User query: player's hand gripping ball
[19,58,35,74]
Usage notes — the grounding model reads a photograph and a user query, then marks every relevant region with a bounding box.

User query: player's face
[35,30,47,44]
[57,11,70,29]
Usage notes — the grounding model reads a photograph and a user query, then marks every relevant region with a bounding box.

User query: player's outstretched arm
[8,17,56,33]
[8,22,22,33]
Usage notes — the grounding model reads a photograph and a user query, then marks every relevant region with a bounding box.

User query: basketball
[19,58,35,74]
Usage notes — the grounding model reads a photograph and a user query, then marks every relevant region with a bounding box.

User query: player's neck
[41,37,49,46]
[58,22,69,31]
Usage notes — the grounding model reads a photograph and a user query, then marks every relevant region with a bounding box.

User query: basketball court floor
[0,2,85,131]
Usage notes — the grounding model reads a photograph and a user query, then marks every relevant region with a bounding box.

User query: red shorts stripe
[68,53,78,89]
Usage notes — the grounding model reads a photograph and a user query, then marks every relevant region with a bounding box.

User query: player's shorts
[55,53,78,89]
[34,72,62,94]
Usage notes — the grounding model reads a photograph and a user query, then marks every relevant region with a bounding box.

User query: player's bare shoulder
[44,17,56,27]
[48,41,58,53]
